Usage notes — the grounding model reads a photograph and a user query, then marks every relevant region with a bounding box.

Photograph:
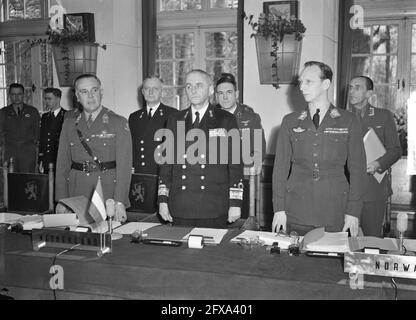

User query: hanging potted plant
[47,26,106,87]
[244,12,306,89]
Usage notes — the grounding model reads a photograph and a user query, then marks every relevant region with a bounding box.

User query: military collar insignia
[330,108,341,119]
[184,110,189,120]
[236,111,242,118]
[298,111,307,121]
[293,127,306,133]
[159,109,164,117]
[102,113,109,124]
[209,109,214,118]
[368,107,375,117]
[25,114,30,118]
[241,120,250,127]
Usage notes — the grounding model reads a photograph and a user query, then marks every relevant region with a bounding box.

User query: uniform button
[201,186,205,190]
[183,154,187,159]
[156,138,161,142]
[70,143,74,146]
[314,163,318,167]
[157,145,161,149]
[313,143,318,147]
[201,165,205,169]
[201,176,205,180]
[182,165,187,169]
[140,140,144,144]
[157,153,161,157]
[201,154,205,159]
[182,175,186,180]
[104,143,107,146]
[313,153,318,157]
[141,162,146,166]
[182,186,186,190]
[315,133,319,137]
[141,148,144,151]
[86,138,90,142]
[48,133,50,136]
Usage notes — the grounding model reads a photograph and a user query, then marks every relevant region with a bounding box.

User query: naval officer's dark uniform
[39,108,66,173]
[0,104,40,172]
[355,104,401,237]
[128,103,177,174]
[158,104,244,228]
[55,107,132,206]
[273,105,366,234]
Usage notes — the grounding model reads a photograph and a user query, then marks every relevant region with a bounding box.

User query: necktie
[87,114,93,129]
[148,108,153,120]
[193,111,200,129]
[17,107,21,116]
[313,109,320,129]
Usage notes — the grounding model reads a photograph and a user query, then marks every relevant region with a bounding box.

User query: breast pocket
[324,133,348,162]
[290,131,310,158]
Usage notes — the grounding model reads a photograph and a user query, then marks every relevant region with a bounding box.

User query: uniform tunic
[272,105,366,230]
[128,103,177,174]
[0,104,40,173]
[158,104,244,224]
[39,108,66,172]
[55,107,132,205]
[355,104,402,236]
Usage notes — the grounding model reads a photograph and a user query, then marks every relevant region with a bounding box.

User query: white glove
[159,202,173,222]
[272,211,287,233]
[228,207,241,223]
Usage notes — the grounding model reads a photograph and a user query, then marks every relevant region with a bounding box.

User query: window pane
[351,56,370,77]
[206,59,237,81]
[157,34,173,60]
[373,85,397,112]
[175,33,194,59]
[175,60,194,85]
[413,24,416,53]
[19,41,32,87]
[372,25,398,54]
[156,61,174,85]
[372,55,397,83]
[0,90,6,108]
[26,0,41,19]
[160,0,202,11]
[8,0,24,20]
[412,55,416,86]
[162,87,177,109]
[210,0,238,9]
[206,31,237,58]
[24,89,32,105]
[352,27,371,54]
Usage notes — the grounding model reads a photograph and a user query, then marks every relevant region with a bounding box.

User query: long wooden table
[1,229,416,300]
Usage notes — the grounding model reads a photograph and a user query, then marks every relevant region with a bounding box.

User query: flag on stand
[89,177,107,222]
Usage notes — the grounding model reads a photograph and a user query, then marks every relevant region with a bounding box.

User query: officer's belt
[71,161,116,173]
[292,165,345,180]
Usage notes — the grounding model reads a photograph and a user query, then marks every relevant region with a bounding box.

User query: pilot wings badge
[293,127,306,133]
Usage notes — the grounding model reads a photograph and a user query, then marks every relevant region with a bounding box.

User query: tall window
[0,0,52,110]
[157,0,238,109]
[2,0,48,22]
[351,19,416,157]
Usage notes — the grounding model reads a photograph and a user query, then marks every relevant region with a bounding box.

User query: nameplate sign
[32,228,112,257]
[344,252,416,280]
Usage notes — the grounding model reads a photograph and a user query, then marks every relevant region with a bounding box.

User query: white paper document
[230,230,300,249]
[303,229,350,253]
[183,228,228,245]
[114,222,161,235]
[363,128,387,183]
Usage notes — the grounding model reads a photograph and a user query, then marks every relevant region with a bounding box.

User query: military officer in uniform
[128,76,177,174]
[349,76,401,237]
[215,73,266,218]
[0,83,40,173]
[39,88,66,173]
[55,74,132,222]
[272,61,366,236]
[158,69,244,228]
